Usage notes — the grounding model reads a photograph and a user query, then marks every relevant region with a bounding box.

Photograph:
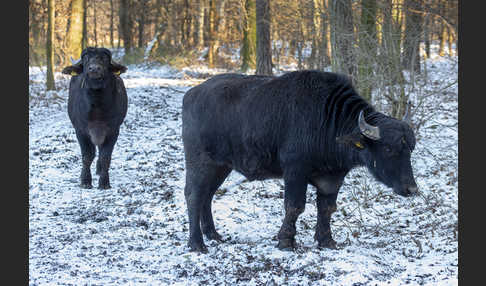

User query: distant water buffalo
[182,70,418,253]
[62,47,128,189]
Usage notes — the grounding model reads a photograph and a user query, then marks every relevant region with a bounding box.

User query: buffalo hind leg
[185,163,230,253]
[277,172,308,251]
[200,167,231,242]
[76,131,95,189]
[97,131,119,189]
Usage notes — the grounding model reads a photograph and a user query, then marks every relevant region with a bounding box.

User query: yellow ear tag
[70,71,79,76]
[355,142,364,149]
[113,70,121,76]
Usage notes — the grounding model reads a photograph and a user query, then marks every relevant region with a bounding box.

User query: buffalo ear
[336,132,366,150]
[110,61,127,75]
[62,64,83,76]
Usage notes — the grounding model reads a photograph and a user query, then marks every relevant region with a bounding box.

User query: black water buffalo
[62,47,128,189]
[182,70,418,253]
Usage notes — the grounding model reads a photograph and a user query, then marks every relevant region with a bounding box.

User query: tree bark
[210,0,225,58]
[423,0,431,59]
[309,0,321,69]
[196,0,206,50]
[66,0,85,60]
[110,0,114,47]
[46,0,55,90]
[120,0,134,59]
[207,0,217,67]
[256,0,272,75]
[357,0,377,102]
[138,0,148,48]
[438,0,446,57]
[318,0,330,68]
[329,0,356,77]
[93,0,98,47]
[82,0,88,49]
[240,0,256,72]
[402,0,422,72]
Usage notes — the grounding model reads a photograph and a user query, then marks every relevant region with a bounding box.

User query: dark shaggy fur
[63,47,128,189]
[182,70,418,253]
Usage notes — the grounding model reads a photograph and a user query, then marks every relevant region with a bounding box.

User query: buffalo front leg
[277,173,308,251]
[96,132,118,189]
[76,131,95,189]
[315,192,338,249]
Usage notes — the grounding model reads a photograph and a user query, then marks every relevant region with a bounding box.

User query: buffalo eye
[384,146,392,153]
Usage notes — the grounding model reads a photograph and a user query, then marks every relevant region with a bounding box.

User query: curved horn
[402,101,412,125]
[358,110,381,140]
[70,56,81,65]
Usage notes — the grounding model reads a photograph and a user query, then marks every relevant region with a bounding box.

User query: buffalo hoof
[80,183,92,189]
[98,177,111,189]
[204,231,224,242]
[277,238,296,251]
[98,183,111,190]
[317,238,338,250]
[188,241,208,253]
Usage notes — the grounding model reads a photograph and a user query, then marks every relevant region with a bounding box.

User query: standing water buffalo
[182,70,418,253]
[62,47,128,189]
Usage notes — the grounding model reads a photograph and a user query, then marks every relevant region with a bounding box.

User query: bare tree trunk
[380,0,406,117]
[182,0,193,48]
[110,0,114,47]
[66,0,85,60]
[120,0,134,60]
[82,0,88,49]
[208,0,217,67]
[447,26,454,56]
[240,0,256,72]
[30,0,42,48]
[446,2,455,57]
[256,0,272,75]
[329,0,356,77]
[196,0,206,50]
[402,0,422,73]
[308,0,320,69]
[46,0,55,90]
[318,0,330,68]
[149,0,170,58]
[93,0,98,46]
[423,4,430,59]
[438,0,446,57]
[357,0,377,102]
[213,0,225,55]
[138,0,148,48]
[168,2,177,47]
[296,3,305,70]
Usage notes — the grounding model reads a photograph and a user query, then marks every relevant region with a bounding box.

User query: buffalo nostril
[89,66,101,72]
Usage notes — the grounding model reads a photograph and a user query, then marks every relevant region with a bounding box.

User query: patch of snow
[29,54,457,285]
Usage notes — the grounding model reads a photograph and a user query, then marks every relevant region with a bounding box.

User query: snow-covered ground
[29,55,457,285]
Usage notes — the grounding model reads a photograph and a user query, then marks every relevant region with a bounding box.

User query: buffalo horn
[358,110,381,140]
[70,56,81,65]
[402,101,412,125]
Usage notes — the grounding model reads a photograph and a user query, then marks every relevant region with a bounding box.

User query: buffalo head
[62,47,127,89]
[337,110,418,197]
